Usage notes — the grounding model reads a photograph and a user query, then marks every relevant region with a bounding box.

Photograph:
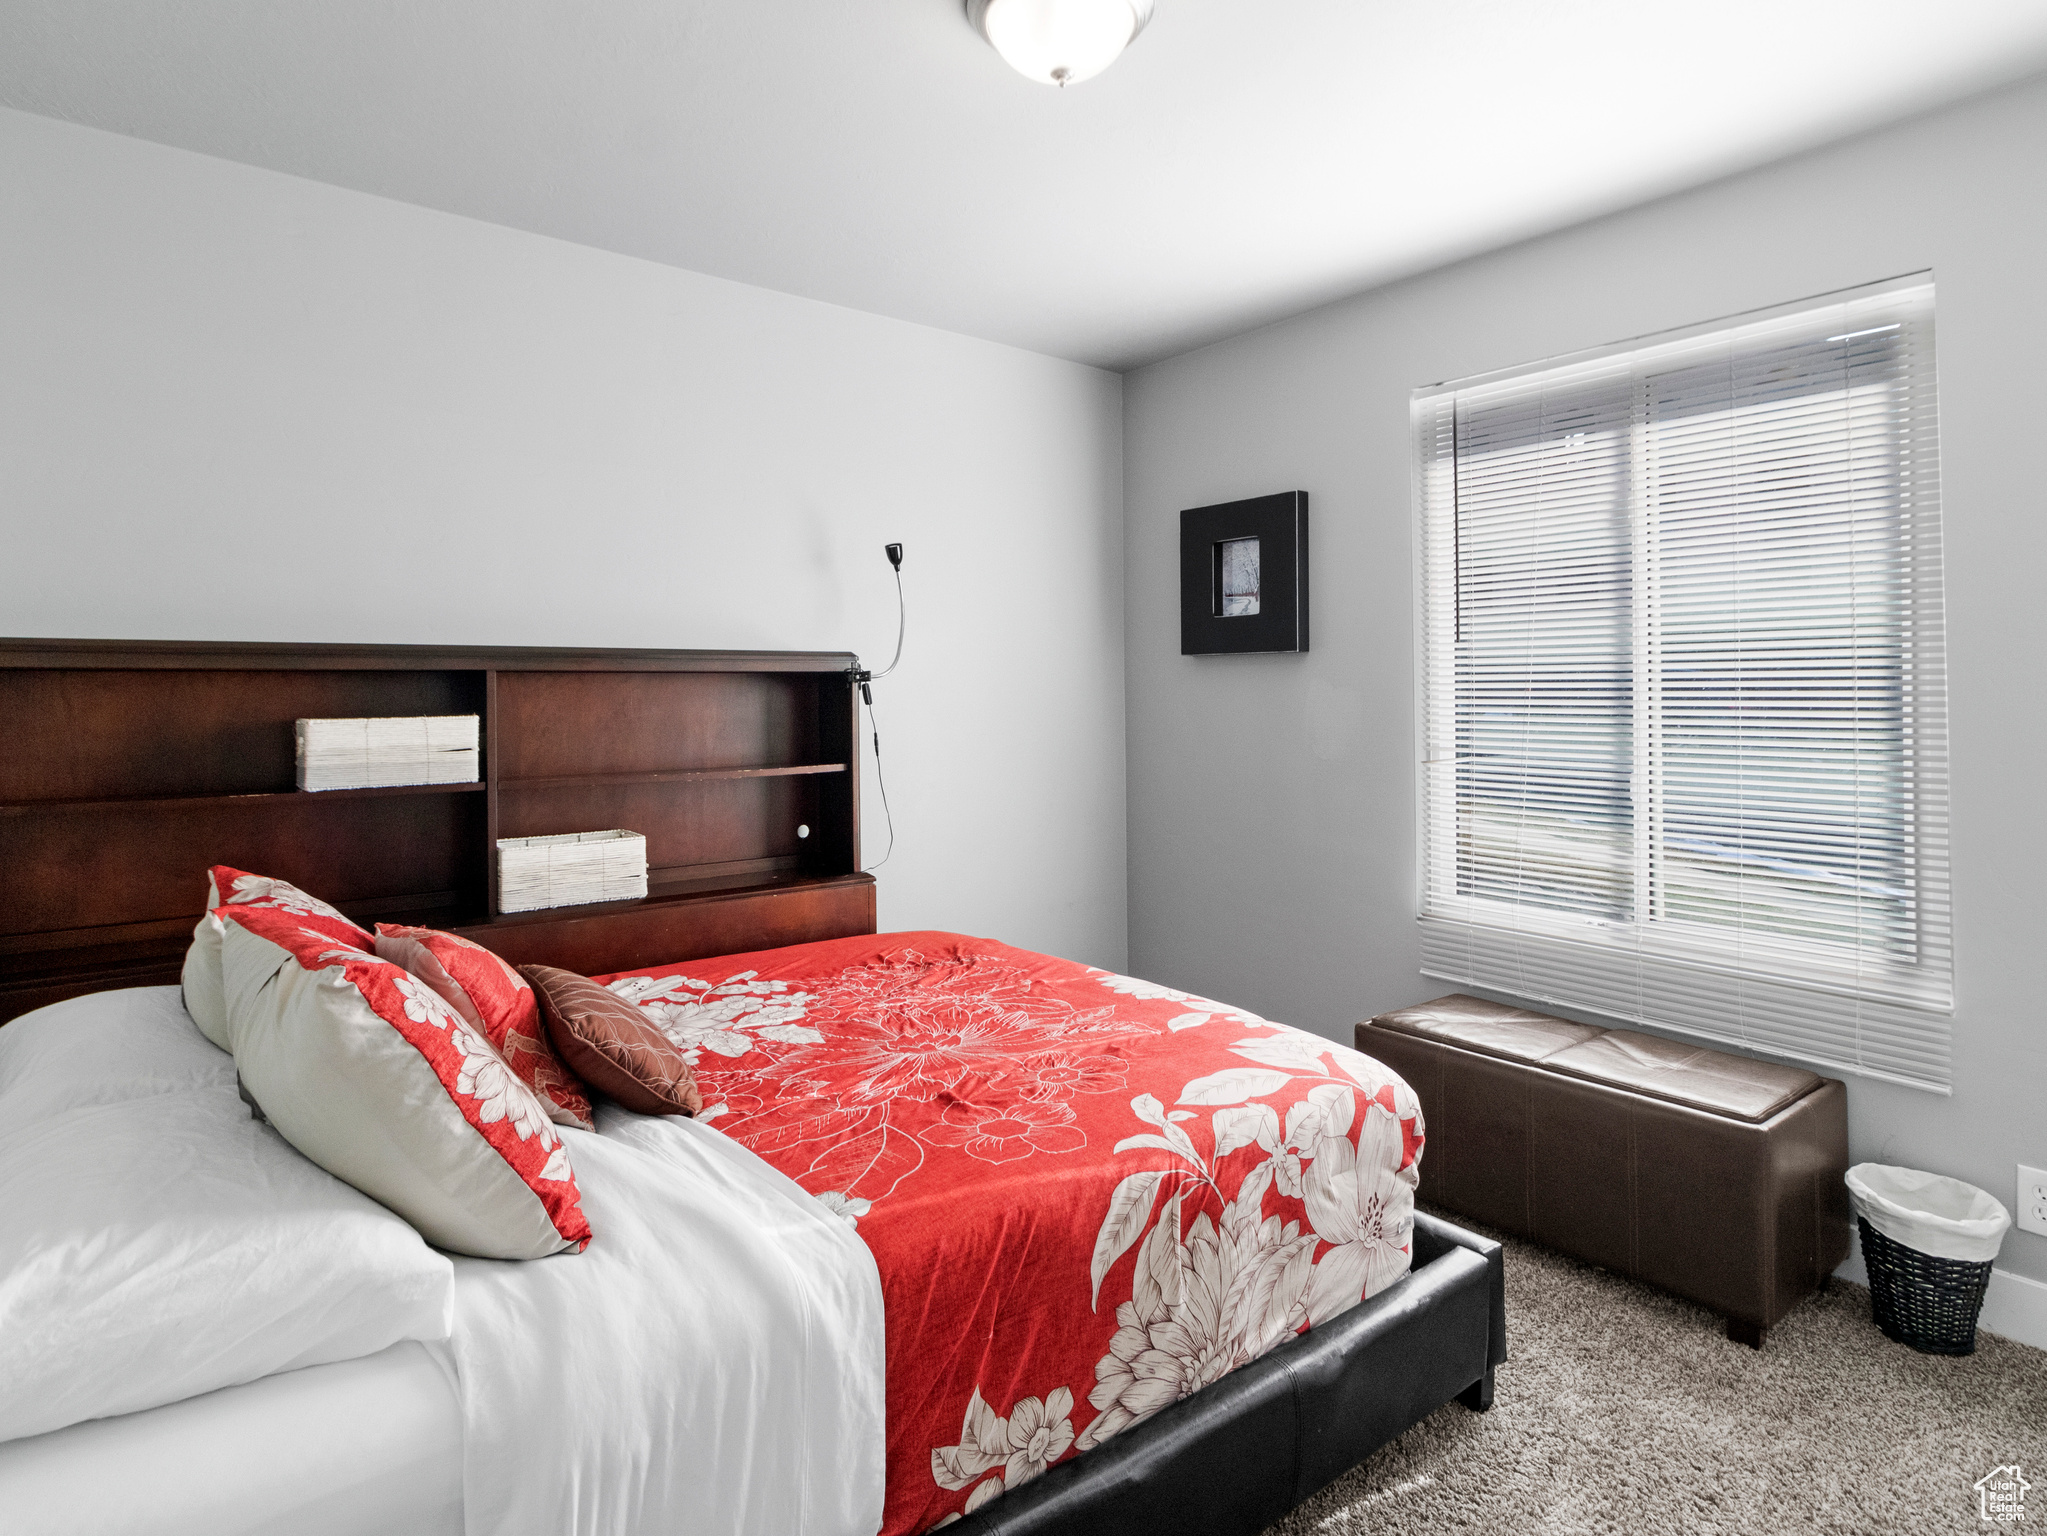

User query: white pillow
[0,986,233,1121]
[0,988,455,1445]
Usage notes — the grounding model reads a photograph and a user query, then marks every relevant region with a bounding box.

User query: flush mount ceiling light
[967,0,1156,87]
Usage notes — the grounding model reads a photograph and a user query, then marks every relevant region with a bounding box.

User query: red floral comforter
[597,931,1424,1535]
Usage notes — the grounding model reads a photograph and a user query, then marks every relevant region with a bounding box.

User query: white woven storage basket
[496,830,648,914]
[295,715,479,791]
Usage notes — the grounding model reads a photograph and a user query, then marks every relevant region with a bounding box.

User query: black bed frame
[1,638,1506,1534]
[953,1212,1505,1535]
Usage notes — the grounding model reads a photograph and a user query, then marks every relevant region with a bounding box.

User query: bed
[0,638,1505,1536]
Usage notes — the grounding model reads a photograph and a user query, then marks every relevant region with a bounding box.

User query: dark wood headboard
[0,638,876,1023]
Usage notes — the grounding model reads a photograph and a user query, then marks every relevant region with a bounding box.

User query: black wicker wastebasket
[1858,1216,1995,1356]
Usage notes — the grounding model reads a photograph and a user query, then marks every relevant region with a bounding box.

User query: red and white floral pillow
[182,865,371,1050]
[374,923,595,1132]
[220,902,591,1260]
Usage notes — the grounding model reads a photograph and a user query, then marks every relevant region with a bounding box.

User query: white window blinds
[1414,277,1952,1091]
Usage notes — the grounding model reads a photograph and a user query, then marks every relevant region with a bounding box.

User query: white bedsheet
[433,1104,887,1536]
[0,1340,462,1536]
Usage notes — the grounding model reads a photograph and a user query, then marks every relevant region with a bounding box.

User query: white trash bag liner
[1847,1163,2011,1264]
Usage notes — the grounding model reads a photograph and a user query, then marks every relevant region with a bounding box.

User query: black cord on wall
[864,690,895,870]
[855,542,905,871]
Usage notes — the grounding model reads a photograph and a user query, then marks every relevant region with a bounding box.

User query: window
[1413,277,1952,1090]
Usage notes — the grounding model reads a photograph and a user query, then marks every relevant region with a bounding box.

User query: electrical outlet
[2019,1165,2047,1239]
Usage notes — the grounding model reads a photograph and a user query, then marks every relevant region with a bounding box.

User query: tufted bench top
[1369,994,1824,1125]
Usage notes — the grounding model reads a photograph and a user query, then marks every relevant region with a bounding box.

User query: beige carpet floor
[1267,1216,2046,1534]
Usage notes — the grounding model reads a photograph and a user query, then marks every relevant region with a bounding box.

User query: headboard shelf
[444,870,876,977]
[502,762,847,791]
[0,638,874,1023]
[0,638,854,673]
[0,781,491,817]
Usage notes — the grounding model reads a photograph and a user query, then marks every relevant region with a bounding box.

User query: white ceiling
[5,1,2047,371]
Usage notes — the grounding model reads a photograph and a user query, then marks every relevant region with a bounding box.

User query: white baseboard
[1836,1226,2047,1352]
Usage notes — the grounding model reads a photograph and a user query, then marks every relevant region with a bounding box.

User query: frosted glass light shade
[967,0,1155,87]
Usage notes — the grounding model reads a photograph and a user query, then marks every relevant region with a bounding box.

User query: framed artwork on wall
[1179,491,1309,655]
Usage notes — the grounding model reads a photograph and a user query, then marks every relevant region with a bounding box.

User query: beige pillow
[181,865,371,1050]
[180,909,229,1049]
[222,906,591,1260]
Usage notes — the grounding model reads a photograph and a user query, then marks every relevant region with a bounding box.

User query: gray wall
[0,108,1129,971]
[1123,74,2047,1283]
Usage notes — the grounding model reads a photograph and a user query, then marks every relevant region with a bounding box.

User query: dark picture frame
[1179,491,1309,655]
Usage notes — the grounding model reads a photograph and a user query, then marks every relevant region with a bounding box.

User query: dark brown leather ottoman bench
[1358,995,1849,1347]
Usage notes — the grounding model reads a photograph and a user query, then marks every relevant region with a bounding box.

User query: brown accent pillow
[520,965,702,1118]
